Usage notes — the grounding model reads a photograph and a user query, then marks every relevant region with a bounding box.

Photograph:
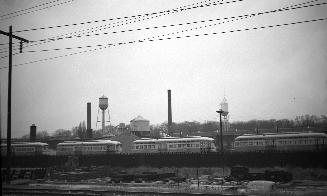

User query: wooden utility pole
[0,26,29,184]
[216,110,224,153]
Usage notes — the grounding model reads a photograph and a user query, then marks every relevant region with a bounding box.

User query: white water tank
[220,97,229,116]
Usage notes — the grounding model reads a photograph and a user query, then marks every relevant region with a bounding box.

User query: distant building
[117,123,130,135]
[110,134,139,153]
[130,115,150,137]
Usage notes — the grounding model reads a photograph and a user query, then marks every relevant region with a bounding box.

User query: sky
[0,0,326,138]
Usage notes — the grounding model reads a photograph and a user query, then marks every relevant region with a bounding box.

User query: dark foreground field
[2,166,327,195]
[2,151,327,168]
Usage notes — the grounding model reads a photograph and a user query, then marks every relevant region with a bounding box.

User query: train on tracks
[233,132,327,152]
[56,140,122,155]
[1,132,327,156]
[132,136,216,153]
[1,142,49,156]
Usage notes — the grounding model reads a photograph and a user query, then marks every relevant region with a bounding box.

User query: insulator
[19,41,23,53]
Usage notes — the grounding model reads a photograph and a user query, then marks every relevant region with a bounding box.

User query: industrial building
[130,115,150,137]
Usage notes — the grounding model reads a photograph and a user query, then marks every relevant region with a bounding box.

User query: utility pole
[216,109,224,177]
[167,89,172,136]
[216,109,224,153]
[0,26,29,184]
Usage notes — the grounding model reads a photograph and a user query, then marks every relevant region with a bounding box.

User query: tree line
[20,114,327,140]
[151,114,327,137]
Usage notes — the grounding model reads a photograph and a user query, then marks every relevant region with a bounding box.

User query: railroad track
[2,187,101,196]
[2,187,230,195]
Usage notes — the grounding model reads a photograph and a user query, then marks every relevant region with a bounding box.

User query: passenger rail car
[132,136,216,153]
[56,140,122,156]
[234,132,327,152]
[1,142,49,156]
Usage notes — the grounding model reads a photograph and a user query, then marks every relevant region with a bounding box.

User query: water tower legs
[102,109,105,134]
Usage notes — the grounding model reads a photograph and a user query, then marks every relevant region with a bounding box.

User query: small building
[130,115,150,137]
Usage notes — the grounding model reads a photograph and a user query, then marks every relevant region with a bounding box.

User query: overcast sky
[0,0,326,138]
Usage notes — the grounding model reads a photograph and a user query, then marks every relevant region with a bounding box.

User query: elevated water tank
[99,95,108,110]
[220,97,229,116]
[130,115,150,137]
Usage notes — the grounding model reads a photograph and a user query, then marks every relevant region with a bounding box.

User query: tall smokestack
[168,90,172,136]
[86,102,92,138]
[30,124,36,142]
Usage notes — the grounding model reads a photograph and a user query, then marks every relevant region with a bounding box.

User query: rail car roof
[235,132,327,140]
[57,140,121,146]
[134,137,214,143]
[1,142,48,147]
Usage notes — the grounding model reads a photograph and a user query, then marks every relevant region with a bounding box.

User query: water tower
[98,95,109,133]
[220,96,229,132]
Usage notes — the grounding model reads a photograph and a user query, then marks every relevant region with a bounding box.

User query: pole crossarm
[0,29,29,43]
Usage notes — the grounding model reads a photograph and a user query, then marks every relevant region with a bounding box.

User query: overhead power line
[0,0,75,21]
[0,17,325,69]
[59,1,327,40]
[12,0,232,33]
[0,0,225,51]
[0,0,60,18]
[6,15,247,54]
[145,1,326,41]
[32,0,243,42]
[0,0,244,54]
[0,0,319,50]
[0,41,19,46]
[0,0,323,58]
